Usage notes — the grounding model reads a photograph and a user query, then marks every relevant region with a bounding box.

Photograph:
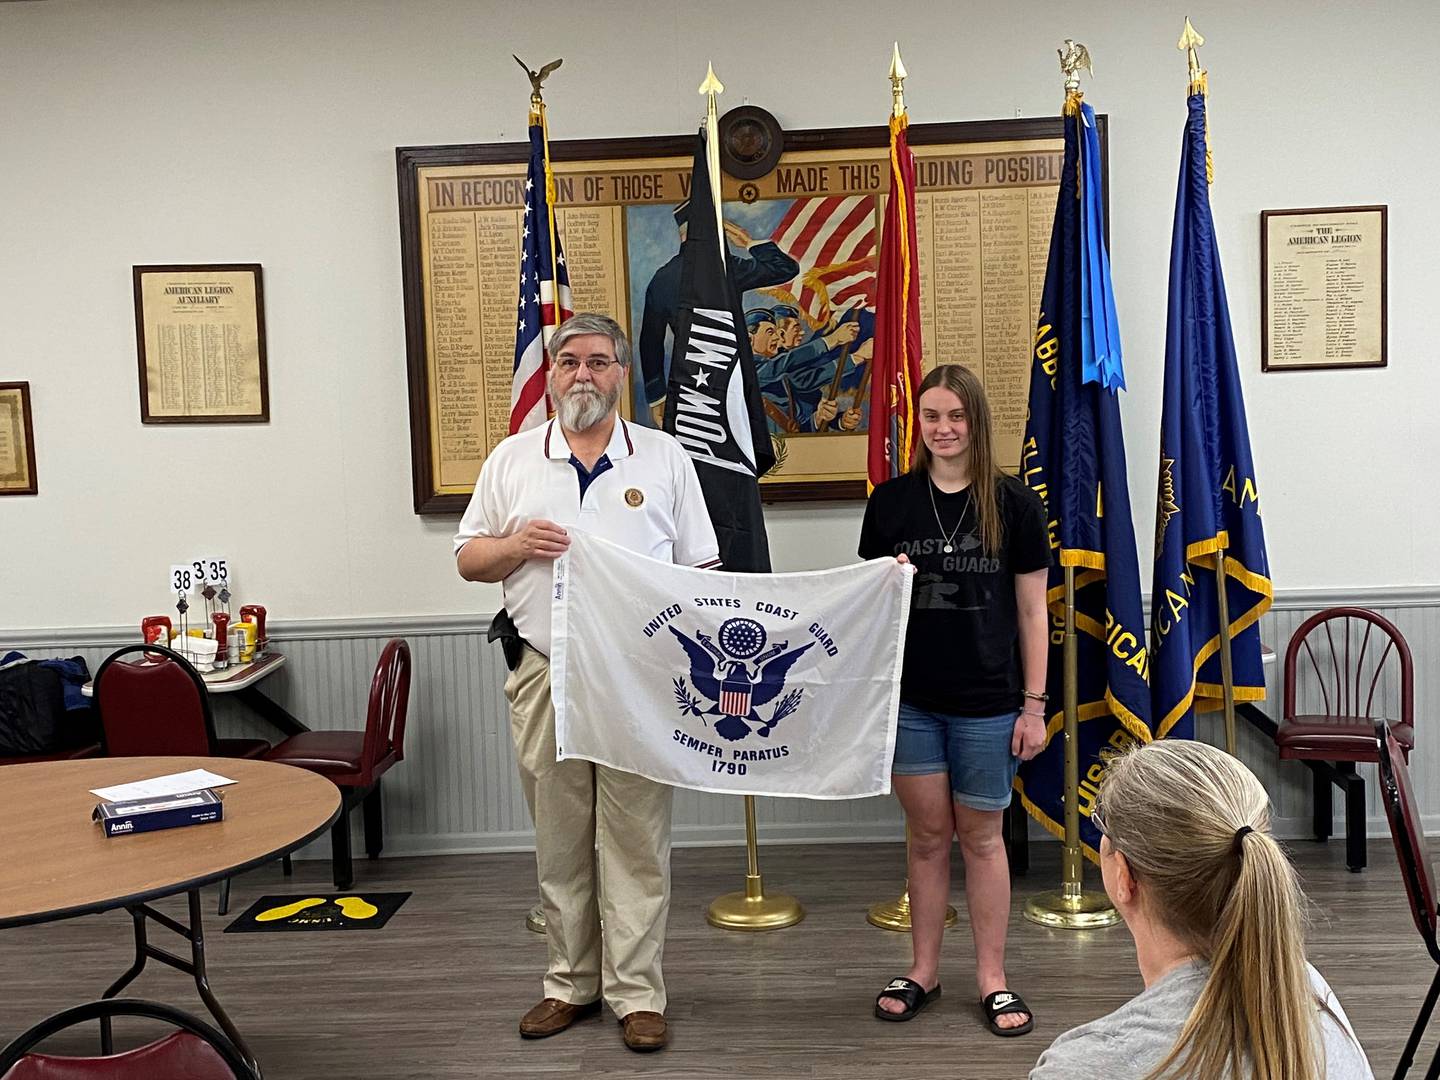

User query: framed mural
[398,115,1103,513]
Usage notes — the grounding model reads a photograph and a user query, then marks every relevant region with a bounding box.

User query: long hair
[1093,740,1321,1080]
[910,364,1003,556]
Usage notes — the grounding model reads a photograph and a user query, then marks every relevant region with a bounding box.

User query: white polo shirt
[454,417,721,657]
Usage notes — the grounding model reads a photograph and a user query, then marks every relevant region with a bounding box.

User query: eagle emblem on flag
[669,617,813,742]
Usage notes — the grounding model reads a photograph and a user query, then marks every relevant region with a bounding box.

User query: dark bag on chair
[0,660,70,756]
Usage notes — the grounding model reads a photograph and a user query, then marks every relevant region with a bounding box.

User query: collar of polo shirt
[543,417,636,463]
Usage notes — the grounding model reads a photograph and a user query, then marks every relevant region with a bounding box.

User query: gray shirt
[1030,960,1373,1080]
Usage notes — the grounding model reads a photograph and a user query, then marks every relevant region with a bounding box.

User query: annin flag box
[92,788,224,838]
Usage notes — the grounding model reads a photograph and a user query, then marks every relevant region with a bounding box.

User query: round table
[0,756,341,1076]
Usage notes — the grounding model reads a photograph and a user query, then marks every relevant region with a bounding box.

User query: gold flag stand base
[707,795,804,932]
[866,886,959,932]
[526,904,546,934]
[1023,884,1122,930]
[707,873,804,932]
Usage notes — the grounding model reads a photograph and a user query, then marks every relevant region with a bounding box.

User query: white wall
[1,0,1435,629]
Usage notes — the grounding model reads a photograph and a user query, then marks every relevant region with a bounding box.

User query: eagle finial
[513,54,563,108]
[1058,39,1094,96]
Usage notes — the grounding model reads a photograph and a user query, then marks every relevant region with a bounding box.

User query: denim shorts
[891,702,1020,811]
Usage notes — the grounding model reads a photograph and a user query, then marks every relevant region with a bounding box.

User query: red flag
[867,112,922,489]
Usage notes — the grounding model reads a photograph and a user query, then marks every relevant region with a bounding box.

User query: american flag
[510,120,574,435]
[771,195,877,325]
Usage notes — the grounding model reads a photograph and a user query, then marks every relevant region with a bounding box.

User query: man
[455,313,720,1053]
[638,203,798,418]
[748,307,861,433]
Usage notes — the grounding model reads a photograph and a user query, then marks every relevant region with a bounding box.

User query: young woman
[859,363,1050,1035]
[1031,740,1374,1079]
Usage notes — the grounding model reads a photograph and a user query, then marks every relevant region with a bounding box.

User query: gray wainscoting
[7,588,1436,860]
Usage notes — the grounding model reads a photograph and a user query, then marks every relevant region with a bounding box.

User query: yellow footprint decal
[334,896,379,920]
[256,897,326,922]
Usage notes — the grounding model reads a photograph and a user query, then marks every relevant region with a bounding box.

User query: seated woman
[1031,739,1374,1080]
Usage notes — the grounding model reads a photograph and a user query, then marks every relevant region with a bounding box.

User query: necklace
[928,479,972,554]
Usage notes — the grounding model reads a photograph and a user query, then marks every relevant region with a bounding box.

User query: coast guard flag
[663,127,774,573]
[551,531,912,799]
[1017,95,1151,862]
[510,118,574,434]
[1150,92,1273,738]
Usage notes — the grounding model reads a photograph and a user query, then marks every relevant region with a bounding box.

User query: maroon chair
[1375,720,1440,1079]
[93,644,270,760]
[93,643,271,913]
[0,999,254,1079]
[1276,607,1414,872]
[265,639,411,890]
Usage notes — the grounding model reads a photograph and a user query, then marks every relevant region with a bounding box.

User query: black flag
[663,128,773,572]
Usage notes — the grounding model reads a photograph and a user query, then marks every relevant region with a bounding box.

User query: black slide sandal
[981,989,1034,1036]
[874,977,941,1021]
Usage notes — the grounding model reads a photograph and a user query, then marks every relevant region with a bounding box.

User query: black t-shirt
[859,471,1051,716]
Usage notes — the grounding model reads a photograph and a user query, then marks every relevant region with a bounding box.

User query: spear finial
[889,42,908,117]
[1178,17,1205,94]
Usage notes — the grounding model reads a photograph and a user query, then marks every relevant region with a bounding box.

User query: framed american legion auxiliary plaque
[133,263,270,423]
[1260,205,1387,372]
[397,115,1104,514]
[0,381,37,496]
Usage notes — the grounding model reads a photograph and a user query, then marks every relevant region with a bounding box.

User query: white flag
[551,530,913,799]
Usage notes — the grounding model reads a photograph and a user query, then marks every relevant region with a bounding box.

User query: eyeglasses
[553,357,621,373]
[1090,804,1108,839]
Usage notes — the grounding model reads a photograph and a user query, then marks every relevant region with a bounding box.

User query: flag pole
[1023,566,1121,928]
[866,43,961,933]
[1216,550,1238,754]
[698,62,803,933]
[515,54,565,934]
[1022,44,1121,930]
[1180,19,1238,755]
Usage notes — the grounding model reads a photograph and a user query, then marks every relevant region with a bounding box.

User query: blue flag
[1017,98,1151,862]
[1150,94,1273,738]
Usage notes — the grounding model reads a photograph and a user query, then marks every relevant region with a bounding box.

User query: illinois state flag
[867,108,922,488]
[1149,91,1273,737]
[551,531,912,798]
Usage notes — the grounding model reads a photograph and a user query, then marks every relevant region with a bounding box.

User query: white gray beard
[555,383,617,431]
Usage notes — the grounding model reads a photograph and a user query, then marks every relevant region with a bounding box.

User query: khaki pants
[505,646,673,1016]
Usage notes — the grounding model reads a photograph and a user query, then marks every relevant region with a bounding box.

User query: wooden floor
[0,839,1433,1078]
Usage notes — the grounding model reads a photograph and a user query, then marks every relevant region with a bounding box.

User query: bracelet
[1023,690,1049,702]
[1021,707,1045,719]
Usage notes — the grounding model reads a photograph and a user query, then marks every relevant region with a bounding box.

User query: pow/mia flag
[551,531,912,799]
[662,126,775,573]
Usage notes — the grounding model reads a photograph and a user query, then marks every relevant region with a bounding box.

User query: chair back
[1283,607,1413,725]
[360,639,412,782]
[1376,720,1440,965]
[93,645,216,757]
[0,998,254,1079]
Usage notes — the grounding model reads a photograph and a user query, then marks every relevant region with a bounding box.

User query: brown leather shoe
[519,997,601,1038]
[619,1011,668,1052]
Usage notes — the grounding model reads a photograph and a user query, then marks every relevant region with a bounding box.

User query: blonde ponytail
[1093,741,1322,1080]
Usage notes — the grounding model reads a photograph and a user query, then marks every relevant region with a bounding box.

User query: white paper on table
[89,768,238,802]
